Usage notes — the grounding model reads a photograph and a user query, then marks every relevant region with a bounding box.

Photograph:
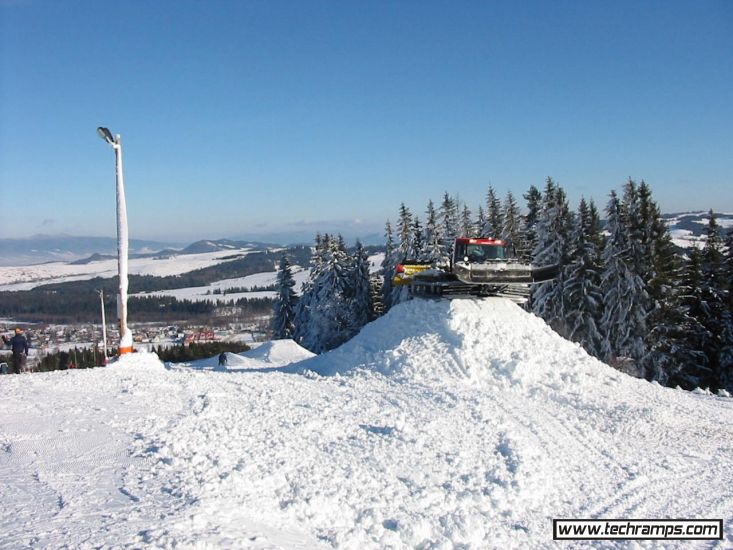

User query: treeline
[0,290,272,324]
[273,179,732,393]
[37,346,111,371]
[153,341,251,362]
[31,341,254,372]
[524,179,732,393]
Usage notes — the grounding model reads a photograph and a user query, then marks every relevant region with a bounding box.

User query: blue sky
[1,0,731,242]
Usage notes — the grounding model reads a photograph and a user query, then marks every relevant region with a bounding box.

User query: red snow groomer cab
[395,237,557,301]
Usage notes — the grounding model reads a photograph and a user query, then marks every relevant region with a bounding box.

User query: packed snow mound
[241,339,316,366]
[217,340,315,371]
[176,339,314,371]
[300,297,619,389]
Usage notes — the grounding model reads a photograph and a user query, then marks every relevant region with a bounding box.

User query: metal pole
[113,135,133,355]
[99,289,108,363]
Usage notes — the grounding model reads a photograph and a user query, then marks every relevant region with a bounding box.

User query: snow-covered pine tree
[391,204,416,307]
[530,178,574,331]
[646,248,710,389]
[698,212,733,391]
[587,199,605,259]
[600,191,649,375]
[302,235,355,353]
[561,198,603,356]
[369,274,384,319]
[349,240,373,333]
[422,200,443,263]
[381,221,397,312]
[293,233,331,348]
[411,217,424,259]
[726,228,733,313]
[396,203,414,260]
[501,191,522,250]
[460,204,474,238]
[482,186,503,238]
[475,205,486,238]
[438,192,458,262]
[637,183,680,379]
[723,227,733,391]
[271,255,298,339]
[520,185,542,262]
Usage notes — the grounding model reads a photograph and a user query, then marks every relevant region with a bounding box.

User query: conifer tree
[647,249,710,388]
[349,240,373,333]
[530,178,574,331]
[600,191,649,374]
[501,191,522,250]
[482,186,503,238]
[381,221,397,312]
[370,275,384,319]
[410,217,424,259]
[475,205,486,238]
[396,203,413,260]
[423,200,443,263]
[562,198,603,356]
[521,185,542,262]
[698,212,733,390]
[271,255,298,339]
[293,233,331,348]
[301,235,355,353]
[439,192,458,261]
[723,228,733,391]
[460,204,474,237]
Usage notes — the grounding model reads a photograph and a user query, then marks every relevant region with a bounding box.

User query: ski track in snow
[1,298,732,549]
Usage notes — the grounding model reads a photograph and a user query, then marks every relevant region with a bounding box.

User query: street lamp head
[97,127,115,145]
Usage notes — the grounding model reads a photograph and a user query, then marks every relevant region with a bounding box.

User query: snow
[0,250,254,292]
[2,298,732,548]
[177,340,316,371]
[133,268,311,303]
[669,229,705,250]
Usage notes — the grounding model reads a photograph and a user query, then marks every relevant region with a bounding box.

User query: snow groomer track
[1,298,732,548]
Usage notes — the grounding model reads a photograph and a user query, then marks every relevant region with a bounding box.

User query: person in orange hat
[2,327,29,374]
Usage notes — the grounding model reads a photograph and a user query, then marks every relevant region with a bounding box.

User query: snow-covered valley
[1,298,731,548]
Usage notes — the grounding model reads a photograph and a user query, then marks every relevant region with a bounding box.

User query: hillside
[664,211,733,250]
[1,298,731,548]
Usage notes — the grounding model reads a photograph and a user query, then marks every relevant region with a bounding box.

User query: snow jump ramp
[299,297,625,387]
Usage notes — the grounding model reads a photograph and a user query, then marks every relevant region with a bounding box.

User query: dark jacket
[4,334,29,356]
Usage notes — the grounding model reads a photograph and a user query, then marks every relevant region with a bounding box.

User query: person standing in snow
[2,328,30,374]
[218,352,227,367]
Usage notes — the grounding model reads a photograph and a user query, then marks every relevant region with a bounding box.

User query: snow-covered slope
[665,211,733,250]
[0,250,253,291]
[1,299,732,548]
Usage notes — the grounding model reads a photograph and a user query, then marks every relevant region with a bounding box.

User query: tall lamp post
[97,127,133,355]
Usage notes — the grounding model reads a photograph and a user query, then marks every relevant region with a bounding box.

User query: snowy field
[133,255,383,304]
[1,298,732,549]
[132,269,311,303]
[0,250,254,292]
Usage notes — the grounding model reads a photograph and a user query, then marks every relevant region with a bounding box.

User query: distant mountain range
[2,214,729,266]
[0,236,281,266]
[0,235,182,267]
